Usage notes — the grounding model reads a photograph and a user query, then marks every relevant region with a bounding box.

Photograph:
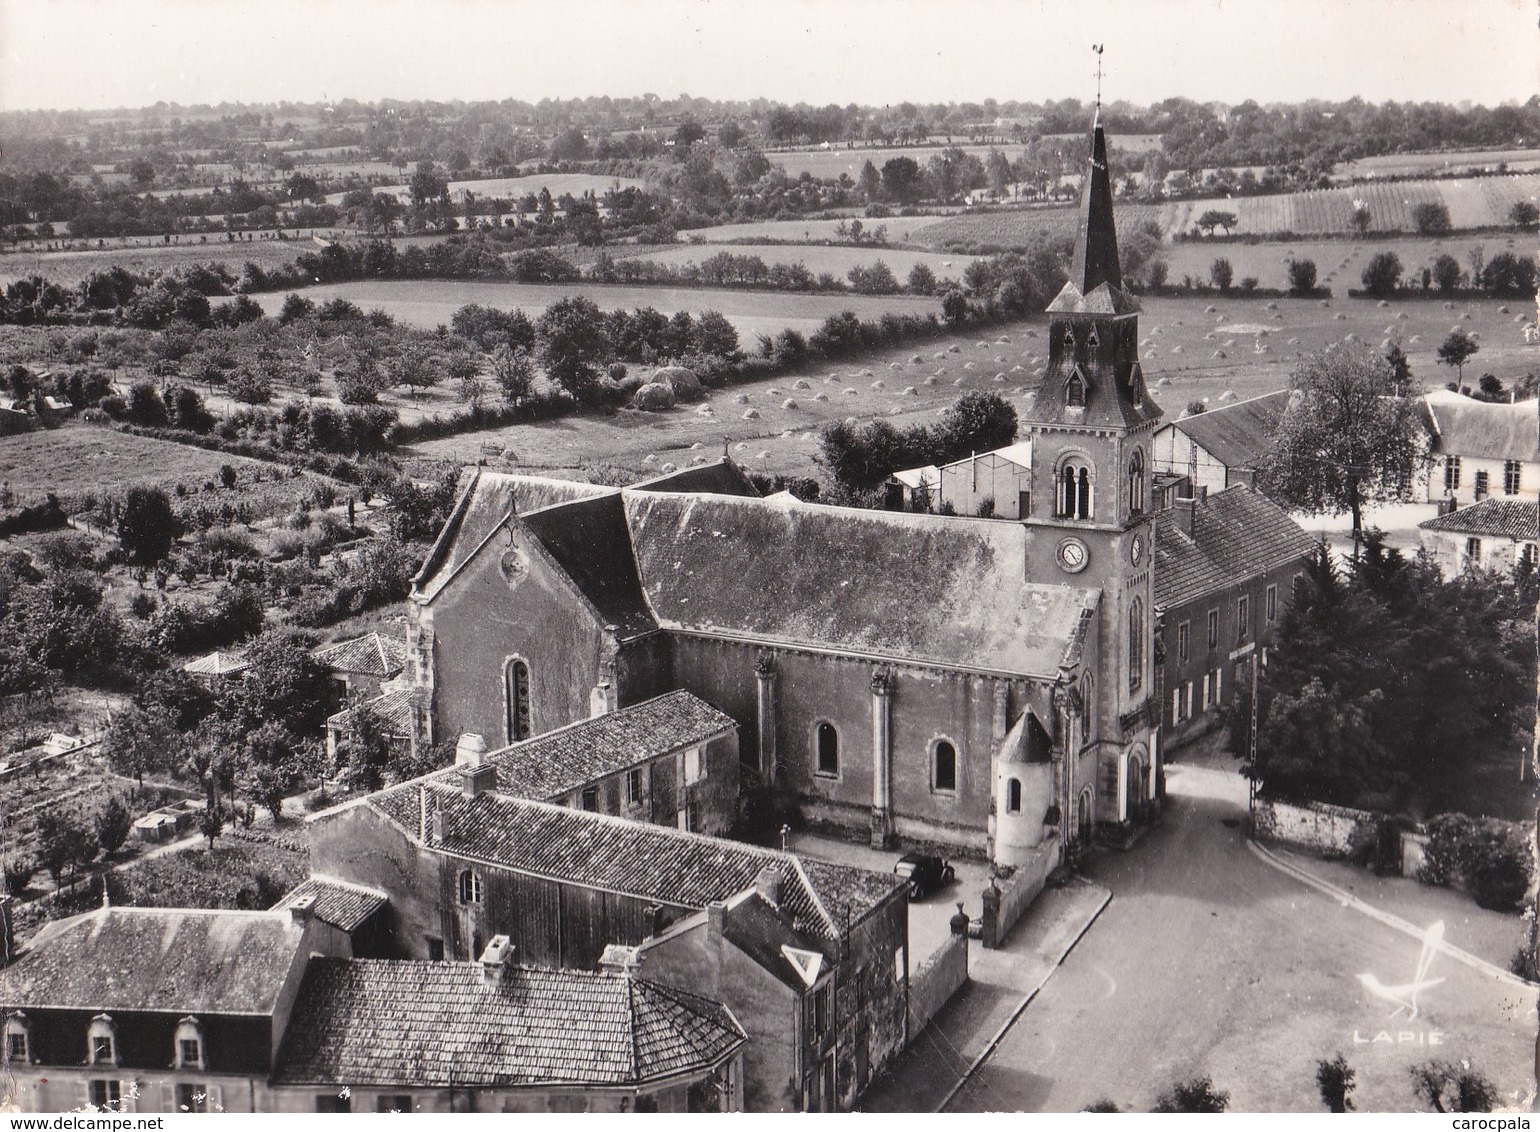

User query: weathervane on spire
[1093,44,1105,111]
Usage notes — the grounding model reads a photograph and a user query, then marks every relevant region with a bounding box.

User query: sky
[0,0,1536,114]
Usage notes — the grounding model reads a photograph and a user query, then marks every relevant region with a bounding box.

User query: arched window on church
[505,659,531,742]
[1065,374,1085,408]
[814,722,839,777]
[1128,448,1146,515]
[1081,672,1096,746]
[932,739,958,793]
[1057,461,1094,520]
[1128,597,1145,693]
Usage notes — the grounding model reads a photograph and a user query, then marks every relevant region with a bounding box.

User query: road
[949,745,1537,1113]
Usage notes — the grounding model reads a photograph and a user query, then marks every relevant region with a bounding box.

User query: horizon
[1,0,1536,117]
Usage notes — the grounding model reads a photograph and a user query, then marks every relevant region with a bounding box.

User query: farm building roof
[1422,390,1540,465]
[0,908,305,1016]
[1418,497,1539,541]
[311,632,407,679]
[182,650,250,678]
[1154,486,1319,611]
[326,687,426,737]
[359,783,899,939]
[274,877,389,934]
[890,465,940,490]
[474,691,736,803]
[940,441,1033,472]
[1163,390,1292,471]
[272,958,744,1089]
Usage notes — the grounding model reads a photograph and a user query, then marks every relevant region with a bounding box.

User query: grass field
[628,242,983,278]
[679,215,957,244]
[1336,147,1540,179]
[233,279,942,340]
[1162,231,1539,291]
[325,172,644,206]
[0,425,280,509]
[0,236,312,287]
[405,292,1533,483]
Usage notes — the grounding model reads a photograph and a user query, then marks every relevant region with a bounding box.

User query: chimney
[430,808,447,845]
[589,680,615,718]
[478,935,514,986]
[0,894,14,968]
[755,866,782,909]
[706,900,726,940]
[459,761,498,800]
[454,733,488,767]
[599,943,640,974]
[643,904,666,940]
[288,893,315,926]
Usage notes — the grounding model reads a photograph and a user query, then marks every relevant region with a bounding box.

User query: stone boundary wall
[1251,797,1378,857]
[906,930,968,1036]
[981,840,1058,949]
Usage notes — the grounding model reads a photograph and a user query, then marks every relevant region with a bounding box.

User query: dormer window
[457,869,483,905]
[5,1013,30,1064]
[89,1015,117,1066]
[175,1017,205,1070]
[1065,373,1086,408]
[1086,329,1100,349]
[1062,327,1075,349]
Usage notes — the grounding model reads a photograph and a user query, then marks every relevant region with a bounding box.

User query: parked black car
[893,853,955,900]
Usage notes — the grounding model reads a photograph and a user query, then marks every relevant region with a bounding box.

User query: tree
[1479,252,1537,296]
[1436,329,1479,386]
[1412,201,1452,235]
[936,391,1017,461]
[491,344,536,403]
[1384,341,1412,387]
[857,160,881,203]
[1409,1060,1495,1113]
[1286,258,1317,295]
[103,703,177,788]
[1510,200,1540,230]
[225,366,273,405]
[1258,341,1427,555]
[1196,209,1238,236]
[941,289,969,325]
[1350,200,1371,238]
[537,296,609,402]
[1430,253,1463,293]
[248,755,301,823]
[694,310,739,358]
[94,797,134,858]
[390,342,442,399]
[907,263,937,296]
[339,705,395,793]
[36,812,95,888]
[1316,1054,1356,1112]
[117,486,181,567]
[1153,1076,1229,1113]
[880,156,923,204]
[1209,258,1234,291]
[1359,252,1402,295]
[198,802,226,851]
[224,630,333,741]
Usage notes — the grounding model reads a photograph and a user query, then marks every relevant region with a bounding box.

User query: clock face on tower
[1056,537,1090,574]
[1130,533,1145,567]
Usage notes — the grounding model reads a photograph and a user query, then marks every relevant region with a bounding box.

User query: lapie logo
[1353,920,1447,1047]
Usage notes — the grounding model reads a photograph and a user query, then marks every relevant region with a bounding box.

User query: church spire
[1071,111,1123,294]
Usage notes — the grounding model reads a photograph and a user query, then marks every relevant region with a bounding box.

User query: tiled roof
[623,490,1099,678]
[274,877,388,933]
[182,650,249,677]
[479,691,735,802]
[1419,498,1539,541]
[1154,486,1319,610]
[326,687,425,736]
[273,959,745,1089]
[1169,390,1292,470]
[0,909,303,1015]
[1424,390,1540,464]
[363,784,899,938]
[312,632,407,679]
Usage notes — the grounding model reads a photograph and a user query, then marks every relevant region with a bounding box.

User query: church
[405,113,1166,871]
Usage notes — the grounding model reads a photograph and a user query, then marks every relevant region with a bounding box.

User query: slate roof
[622,490,1099,678]
[479,691,736,802]
[717,892,831,990]
[182,650,249,678]
[361,784,899,938]
[274,877,388,933]
[1047,113,1136,315]
[0,908,304,1015]
[273,959,745,1089]
[326,687,424,736]
[1422,390,1540,464]
[311,632,407,679]
[520,492,657,640]
[1167,390,1292,471]
[1154,486,1319,610]
[1419,497,1539,541]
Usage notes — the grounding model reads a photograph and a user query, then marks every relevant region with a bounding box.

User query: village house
[1417,497,1539,576]
[460,689,740,836]
[323,685,430,769]
[406,113,1164,882]
[267,944,746,1114]
[1420,389,1540,506]
[181,649,249,686]
[311,631,408,712]
[302,767,909,1111]
[0,902,745,1115]
[1150,390,1290,496]
[1152,486,1319,748]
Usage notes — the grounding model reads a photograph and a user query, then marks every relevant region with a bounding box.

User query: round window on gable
[1086,329,1100,349]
